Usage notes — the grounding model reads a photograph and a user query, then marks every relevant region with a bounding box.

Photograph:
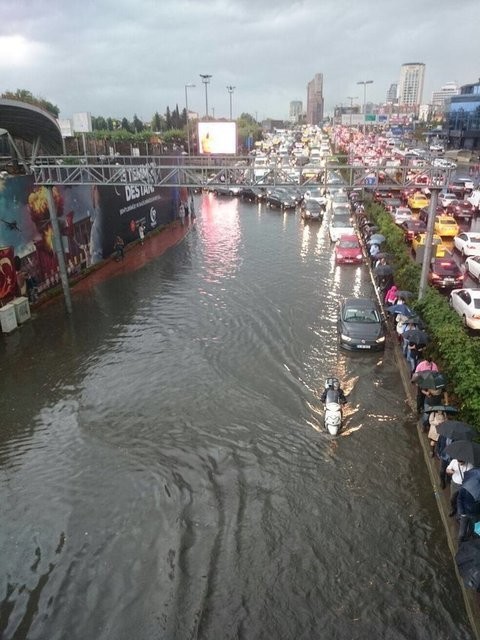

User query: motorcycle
[322,377,346,436]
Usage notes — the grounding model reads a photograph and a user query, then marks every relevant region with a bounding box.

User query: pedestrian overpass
[30,155,451,191]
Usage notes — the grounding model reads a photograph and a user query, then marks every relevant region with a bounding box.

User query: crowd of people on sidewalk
[355,201,480,590]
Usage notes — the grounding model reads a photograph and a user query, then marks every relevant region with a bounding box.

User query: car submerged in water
[337,297,386,351]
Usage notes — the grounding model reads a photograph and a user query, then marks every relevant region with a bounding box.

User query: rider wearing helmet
[321,378,347,404]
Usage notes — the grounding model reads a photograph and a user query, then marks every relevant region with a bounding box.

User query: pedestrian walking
[178,203,186,227]
[138,222,145,245]
[114,235,124,261]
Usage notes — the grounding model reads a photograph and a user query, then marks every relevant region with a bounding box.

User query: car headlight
[376,336,386,343]
[356,254,362,259]
[341,334,352,342]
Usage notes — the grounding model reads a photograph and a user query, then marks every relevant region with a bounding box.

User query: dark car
[400,219,427,243]
[428,258,464,291]
[446,201,475,224]
[265,188,297,209]
[337,297,386,351]
[301,200,323,222]
[381,197,402,213]
[418,205,444,224]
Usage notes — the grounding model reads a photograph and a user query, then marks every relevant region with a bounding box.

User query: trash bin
[0,303,18,333]
[12,296,31,324]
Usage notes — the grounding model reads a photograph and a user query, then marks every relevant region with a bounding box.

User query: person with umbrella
[454,466,480,542]
[437,420,473,490]
[447,456,474,517]
[411,355,439,413]
[384,284,398,305]
[369,242,381,266]
[427,408,448,457]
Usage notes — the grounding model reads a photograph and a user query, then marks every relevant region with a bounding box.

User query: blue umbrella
[368,233,386,245]
[385,303,413,316]
[456,538,480,591]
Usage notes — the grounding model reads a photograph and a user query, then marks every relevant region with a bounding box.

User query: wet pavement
[0,194,475,639]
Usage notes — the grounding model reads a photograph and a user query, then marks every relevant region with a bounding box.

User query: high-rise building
[398,63,425,107]
[306,74,324,125]
[432,82,459,108]
[386,83,397,104]
[289,100,303,123]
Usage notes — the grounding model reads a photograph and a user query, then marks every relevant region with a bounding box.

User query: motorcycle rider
[321,378,347,405]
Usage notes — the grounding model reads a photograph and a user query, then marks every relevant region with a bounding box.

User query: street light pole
[226,85,235,120]
[184,83,195,156]
[357,80,373,134]
[200,74,212,119]
[347,96,358,127]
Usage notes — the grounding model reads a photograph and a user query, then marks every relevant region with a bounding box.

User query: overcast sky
[2,0,480,123]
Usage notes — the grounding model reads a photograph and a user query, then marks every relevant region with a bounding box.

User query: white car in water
[454,232,480,257]
[449,288,480,329]
[465,256,480,281]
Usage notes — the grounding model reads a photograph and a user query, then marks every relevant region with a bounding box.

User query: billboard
[197,122,237,154]
[72,112,93,133]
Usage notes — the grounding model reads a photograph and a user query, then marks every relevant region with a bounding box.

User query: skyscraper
[398,63,425,107]
[289,100,303,123]
[306,74,324,125]
[432,82,459,108]
[386,83,398,104]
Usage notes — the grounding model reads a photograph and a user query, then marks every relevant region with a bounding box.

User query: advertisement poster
[198,122,237,155]
[0,174,178,296]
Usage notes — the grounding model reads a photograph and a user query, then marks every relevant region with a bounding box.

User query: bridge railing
[30,155,451,190]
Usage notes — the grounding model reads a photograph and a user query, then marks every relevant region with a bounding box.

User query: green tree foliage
[162,129,186,146]
[365,199,480,427]
[151,112,165,132]
[132,114,144,133]
[1,89,59,117]
[92,116,108,131]
[121,117,132,132]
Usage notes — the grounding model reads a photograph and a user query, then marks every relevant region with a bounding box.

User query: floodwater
[0,193,474,639]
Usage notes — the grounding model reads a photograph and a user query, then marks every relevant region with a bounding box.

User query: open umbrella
[445,441,480,467]
[416,371,446,390]
[368,233,386,245]
[374,264,394,277]
[461,468,480,501]
[403,328,429,345]
[425,405,459,414]
[456,538,480,591]
[375,252,393,261]
[385,303,413,316]
[438,420,474,441]
[396,290,413,299]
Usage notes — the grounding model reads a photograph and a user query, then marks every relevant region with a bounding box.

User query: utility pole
[347,96,358,127]
[184,83,195,155]
[418,186,442,299]
[226,85,235,120]
[357,80,373,134]
[199,74,212,119]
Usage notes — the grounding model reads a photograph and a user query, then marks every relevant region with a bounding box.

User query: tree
[1,89,60,116]
[93,116,108,131]
[132,114,144,133]
[121,117,133,132]
[165,106,172,130]
[151,112,163,132]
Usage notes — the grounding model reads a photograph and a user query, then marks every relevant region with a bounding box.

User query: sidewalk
[32,218,195,309]
[394,343,480,639]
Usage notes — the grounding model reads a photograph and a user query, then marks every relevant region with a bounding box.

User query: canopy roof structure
[0,99,63,156]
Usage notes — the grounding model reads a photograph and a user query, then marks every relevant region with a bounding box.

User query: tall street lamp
[200,74,212,119]
[357,80,373,134]
[226,85,235,120]
[347,96,358,127]
[184,83,195,156]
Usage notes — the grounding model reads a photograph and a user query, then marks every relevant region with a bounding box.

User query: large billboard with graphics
[0,174,178,302]
[198,122,237,154]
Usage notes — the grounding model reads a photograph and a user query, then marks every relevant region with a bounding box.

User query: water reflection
[199,193,241,282]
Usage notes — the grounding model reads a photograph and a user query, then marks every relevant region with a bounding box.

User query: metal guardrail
[30,155,451,190]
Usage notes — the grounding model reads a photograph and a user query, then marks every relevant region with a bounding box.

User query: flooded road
[0,193,474,639]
